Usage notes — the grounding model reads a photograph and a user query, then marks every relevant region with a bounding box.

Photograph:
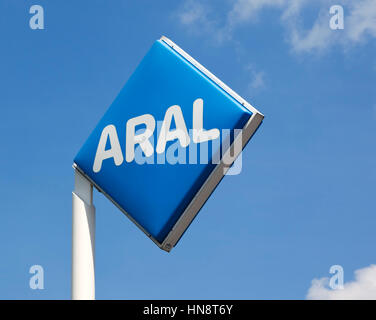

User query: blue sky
[1,0,376,299]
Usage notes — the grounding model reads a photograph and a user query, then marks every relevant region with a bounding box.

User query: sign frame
[73,36,264,252]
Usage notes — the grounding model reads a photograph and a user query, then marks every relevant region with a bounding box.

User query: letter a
[329,5,344,30]
[329,265,344,290]
[29,265,44,290]
[93,125,123,173]
[29,5,44,30]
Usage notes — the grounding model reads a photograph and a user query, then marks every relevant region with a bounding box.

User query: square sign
[74,36,264,252]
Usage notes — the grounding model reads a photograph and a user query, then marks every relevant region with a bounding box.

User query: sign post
[71,169,95,300]
[72,36,264,299]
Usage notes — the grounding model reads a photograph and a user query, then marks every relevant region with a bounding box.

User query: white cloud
[307,265,376,300]
[347,0,376,43]
[178,1,206,26]
[246,65,266,90]
[289,0,376,53]
[250,71,265,89]
[287,8,334,53]
[176,0,215,36]
[176,0,376,53]
[227,0,286,27]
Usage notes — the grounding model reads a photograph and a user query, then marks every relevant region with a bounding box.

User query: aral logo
[93,98,220,173]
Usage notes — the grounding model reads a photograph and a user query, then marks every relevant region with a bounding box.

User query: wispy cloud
[288,0,376,53]
[176,0,217,37]
[227,0,286,27]
[346,0,376,44]
[175,0,376,54]
[178,1,207,27]
[246,65,266,91]
[307,265,376,300]
[250,71,265,89]
[287,7,334,53]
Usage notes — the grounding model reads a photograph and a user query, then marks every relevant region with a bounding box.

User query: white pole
[72,169,96,300]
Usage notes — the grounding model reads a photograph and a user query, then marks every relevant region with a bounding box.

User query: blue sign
[74,36,264,251]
